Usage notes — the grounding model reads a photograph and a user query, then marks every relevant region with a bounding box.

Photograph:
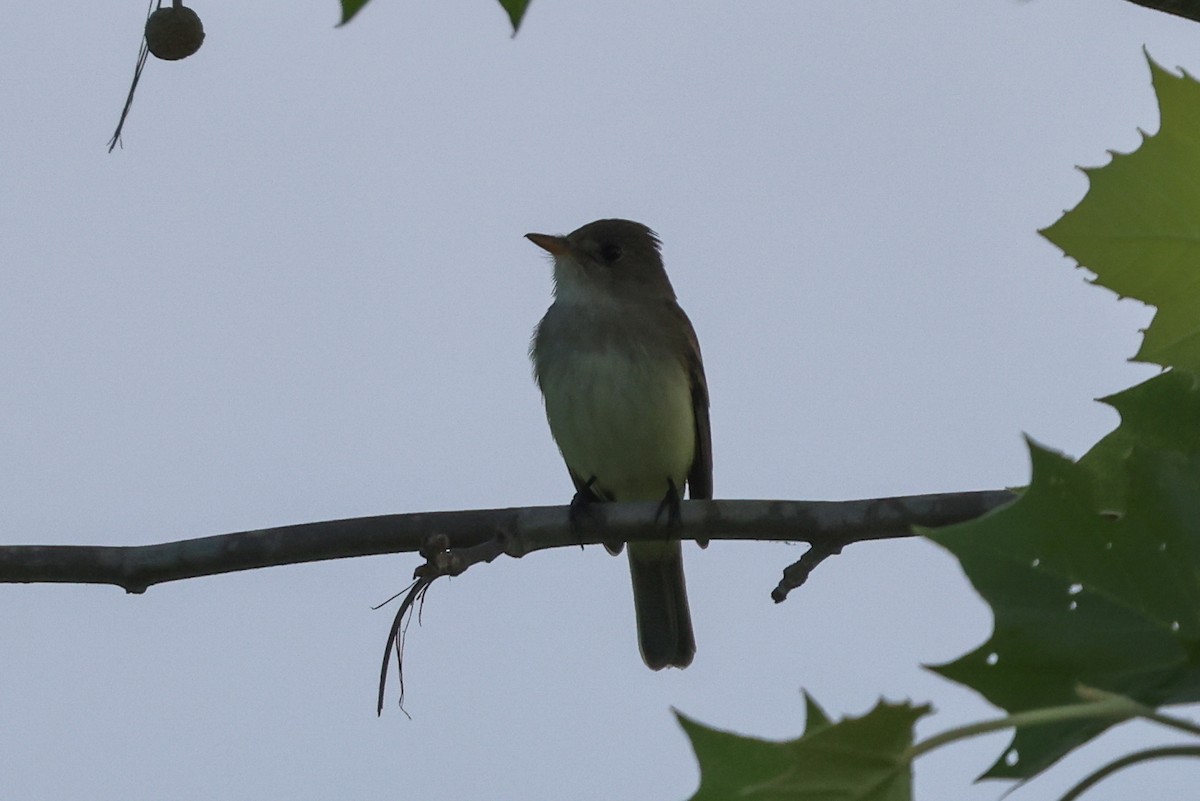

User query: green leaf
[926,371,1200,781]
[338,0,531,30]
[1078,369,1200,506]
[498,0,532,33]
[1041,54,1200,371]
[802,691,832,734]
[338,0,370,26]
[679,698,930,801]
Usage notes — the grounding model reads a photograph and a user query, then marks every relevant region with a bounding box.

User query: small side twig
[771,489,1017,601]
[772,540,845,602]
[414,526,522,580]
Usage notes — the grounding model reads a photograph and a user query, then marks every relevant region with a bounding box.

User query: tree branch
[0,490,1016,595]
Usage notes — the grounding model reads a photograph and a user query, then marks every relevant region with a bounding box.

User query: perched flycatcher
[527,219,712,670]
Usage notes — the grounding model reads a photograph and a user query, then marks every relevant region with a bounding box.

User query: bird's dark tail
[627,541,695,670]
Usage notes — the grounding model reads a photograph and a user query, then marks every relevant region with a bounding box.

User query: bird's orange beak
[525,233,571,256]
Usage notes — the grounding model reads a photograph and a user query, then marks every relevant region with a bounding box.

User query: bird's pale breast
[539,345,695,503]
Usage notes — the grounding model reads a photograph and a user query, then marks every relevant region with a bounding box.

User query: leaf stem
[1075,685,1200,738]
[905,696,1141,761]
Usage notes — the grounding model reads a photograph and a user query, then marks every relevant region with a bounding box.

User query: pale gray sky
[1,0,1194,798]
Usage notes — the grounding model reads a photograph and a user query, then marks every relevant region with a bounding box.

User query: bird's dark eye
[598,242,622,263]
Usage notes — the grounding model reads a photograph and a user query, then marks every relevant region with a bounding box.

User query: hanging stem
[107,0,158,152]
[1057,745,1200,801]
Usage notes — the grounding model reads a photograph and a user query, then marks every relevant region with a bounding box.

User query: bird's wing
[675,304,712,501]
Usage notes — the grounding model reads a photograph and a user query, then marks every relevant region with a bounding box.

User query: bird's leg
[655,478,683,528]
[569,476,600,523]
[569,476,601,549]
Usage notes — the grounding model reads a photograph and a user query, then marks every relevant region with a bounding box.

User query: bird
[527,218,712,669]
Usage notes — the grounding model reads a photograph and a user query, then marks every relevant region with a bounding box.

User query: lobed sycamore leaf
[679,697,930,801]
[1041,55,1200,372]
[926,371,1200,780]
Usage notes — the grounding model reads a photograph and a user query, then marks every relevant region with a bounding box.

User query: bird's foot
[569,477,601,550]
[655,478,683,529]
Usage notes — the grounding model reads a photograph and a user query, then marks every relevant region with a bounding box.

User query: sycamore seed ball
[145,5,205,61]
